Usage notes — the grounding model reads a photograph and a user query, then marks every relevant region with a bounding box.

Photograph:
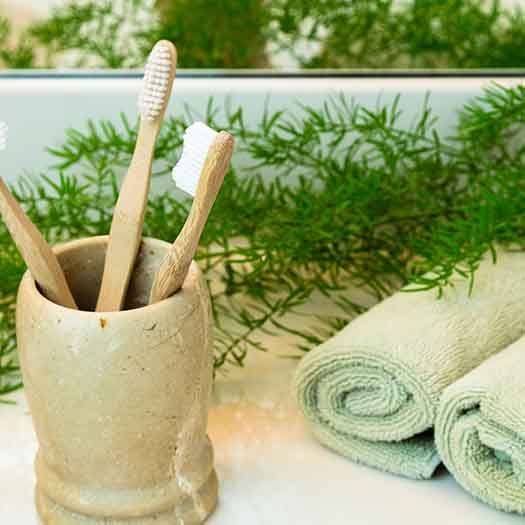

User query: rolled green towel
[294,250,525,479]
[436,337,525,514]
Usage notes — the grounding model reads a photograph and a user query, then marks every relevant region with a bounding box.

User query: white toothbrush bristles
[172,122,218,197]
[0,122,7,151]
[138,42,173,121]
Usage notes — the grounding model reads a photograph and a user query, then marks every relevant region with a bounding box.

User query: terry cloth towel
[436,337,525,514]
[294,250,525,479]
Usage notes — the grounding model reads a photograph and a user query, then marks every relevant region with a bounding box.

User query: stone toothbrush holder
[16,235,218,525]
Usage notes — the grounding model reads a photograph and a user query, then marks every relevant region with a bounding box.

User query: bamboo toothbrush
[149,123,234,304]
[0,179,77,309]
[0,122,7,150]
[96,40,177,312]
[0,124,76,308]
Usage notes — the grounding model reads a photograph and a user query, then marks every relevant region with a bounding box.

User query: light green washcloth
[294,250,525,479]
[436,337,525,514]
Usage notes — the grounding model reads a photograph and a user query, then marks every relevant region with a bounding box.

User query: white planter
[0,72,523,184]
[16,236,217,524]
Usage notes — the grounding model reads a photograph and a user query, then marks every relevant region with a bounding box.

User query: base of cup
[35,469,219,525]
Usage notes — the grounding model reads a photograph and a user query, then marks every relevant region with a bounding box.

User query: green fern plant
[2,84,525,402]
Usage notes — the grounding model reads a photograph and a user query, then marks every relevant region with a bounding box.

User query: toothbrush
[0,179,77,309]
[149,123,234,304]
[0,124,76,308]
[0,122,7,150]
[96,40,177,312]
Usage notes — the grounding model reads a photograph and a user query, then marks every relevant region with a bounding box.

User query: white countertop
[1,344,523,525]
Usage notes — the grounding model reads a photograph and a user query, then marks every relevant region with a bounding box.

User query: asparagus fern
[2,84,525,401]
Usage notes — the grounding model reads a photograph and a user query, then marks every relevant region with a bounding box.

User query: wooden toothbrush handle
[0,178,77,309]
[149,132,234,304]
[96,124,157,312]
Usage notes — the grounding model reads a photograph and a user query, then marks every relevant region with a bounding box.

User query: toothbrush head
[0,122,7,150]
[138,40,177,122]
[172,122,220,196]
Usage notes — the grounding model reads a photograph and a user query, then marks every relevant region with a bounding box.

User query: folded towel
[294,250,525,479]
[436,337,525,513]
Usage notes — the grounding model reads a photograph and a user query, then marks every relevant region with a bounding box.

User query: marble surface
[1,346,523,525]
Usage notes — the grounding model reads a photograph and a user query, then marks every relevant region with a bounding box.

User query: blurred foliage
[1,0,525,69]
[271,0,525,68]
[28,0,156,68]
[155,0,270,67]
[0,17,34,68]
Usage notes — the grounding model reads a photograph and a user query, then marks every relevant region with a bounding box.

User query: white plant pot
[16,236,217,524]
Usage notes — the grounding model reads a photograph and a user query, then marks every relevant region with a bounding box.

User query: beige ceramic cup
[16,236,218,525]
